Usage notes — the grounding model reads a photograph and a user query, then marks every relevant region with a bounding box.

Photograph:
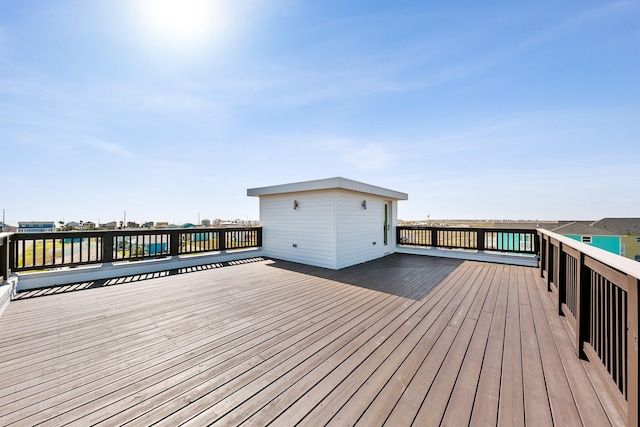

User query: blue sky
[1,0,639,224]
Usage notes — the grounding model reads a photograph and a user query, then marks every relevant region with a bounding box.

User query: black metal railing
[5,227,262,272]
[397,226,538,255]
[539,229,640,427]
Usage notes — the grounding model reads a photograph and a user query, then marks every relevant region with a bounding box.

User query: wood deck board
[1,272,349,400]
[5,284,366,425]
[0,254,624,426]
[31,281,388,425]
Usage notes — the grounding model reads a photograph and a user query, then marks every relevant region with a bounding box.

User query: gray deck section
[0,254,624,426]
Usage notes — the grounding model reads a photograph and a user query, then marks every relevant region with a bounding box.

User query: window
[635,255,640,262]
[636,237,640,243]
[581,236,592,244]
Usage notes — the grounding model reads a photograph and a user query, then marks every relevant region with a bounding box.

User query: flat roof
[247,177,408,200]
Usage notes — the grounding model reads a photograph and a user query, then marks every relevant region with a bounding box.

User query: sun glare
[135,0,226,51]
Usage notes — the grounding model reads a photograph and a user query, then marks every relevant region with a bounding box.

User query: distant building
[592,218,640,262]
[201,219,211,227]
[99,221,118,230]
[1,223,17,232]
[18,221,55,233]
[156,222,169,228]
[544,221,621,255]
[142,221,155,228]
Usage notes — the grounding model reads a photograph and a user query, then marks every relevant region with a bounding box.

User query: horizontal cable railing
[539,229,640,427]
[397,226,538,255]
[7,227,262,272]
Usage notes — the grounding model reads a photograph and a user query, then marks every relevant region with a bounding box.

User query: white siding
[260,191,337,269]
[257,187,401,270]
[335,192,390,269]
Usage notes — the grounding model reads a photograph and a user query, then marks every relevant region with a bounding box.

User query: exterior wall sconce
[293,200,299,210]
[362,200,367,210]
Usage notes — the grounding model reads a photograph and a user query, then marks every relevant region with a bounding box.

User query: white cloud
[83,135,135,157]
[320,138,394,171]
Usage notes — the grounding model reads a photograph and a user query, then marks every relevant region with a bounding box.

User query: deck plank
[498,266,525,427]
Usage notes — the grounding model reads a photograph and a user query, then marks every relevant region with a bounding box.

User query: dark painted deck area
[0,254,624,426]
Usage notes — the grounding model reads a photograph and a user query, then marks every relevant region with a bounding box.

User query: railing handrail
[399,225,535,233]
[538,227,640,280]
[8,226,261,239]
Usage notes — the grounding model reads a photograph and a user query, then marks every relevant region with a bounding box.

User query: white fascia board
[247,177,408,201]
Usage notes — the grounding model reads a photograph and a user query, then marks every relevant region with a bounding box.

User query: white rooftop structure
[247,176,408,200]
[248,177,408,269]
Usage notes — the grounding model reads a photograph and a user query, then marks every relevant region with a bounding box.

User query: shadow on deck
[265,254,463,300]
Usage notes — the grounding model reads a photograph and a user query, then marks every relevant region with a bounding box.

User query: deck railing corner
[537,228,640,427]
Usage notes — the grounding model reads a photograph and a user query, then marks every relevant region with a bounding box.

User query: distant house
[0,223,17,232]
[545,221,621,255]
[155,222,169,228]
[65,221,80,230]
[99,221,118,230]
[201,219,211,227]
[592,218,640,262]
[18,221,55,233]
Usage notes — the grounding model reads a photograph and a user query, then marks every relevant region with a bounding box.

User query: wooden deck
[0,254,624,426]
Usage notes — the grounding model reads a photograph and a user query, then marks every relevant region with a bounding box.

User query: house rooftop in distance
[547,221,617,236]
[592,218,640,235]
[247,176,408,200]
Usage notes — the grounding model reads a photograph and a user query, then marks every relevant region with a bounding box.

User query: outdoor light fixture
[362,200,367,210]
[293,200,299,210]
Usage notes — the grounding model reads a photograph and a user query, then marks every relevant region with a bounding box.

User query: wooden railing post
[546,239,554,291]
[476,229,485,251]
[0,234,10,282]
[557,242,566,316]
[538,232,545,277]
[256,227,263,248]
[431,228,438,248]
[575,252,589,359]
[627,276,639,427]
[169,230,180,256]
[102,231,113,263]
[219,229,227,251]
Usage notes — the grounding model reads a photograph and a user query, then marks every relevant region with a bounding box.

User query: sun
[135,0,225,50]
